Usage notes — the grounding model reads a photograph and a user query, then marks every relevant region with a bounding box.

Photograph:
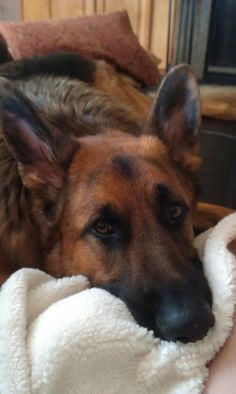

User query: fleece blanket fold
[0,213,236,394]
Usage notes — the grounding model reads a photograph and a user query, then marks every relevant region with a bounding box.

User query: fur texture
[0,56,228,342]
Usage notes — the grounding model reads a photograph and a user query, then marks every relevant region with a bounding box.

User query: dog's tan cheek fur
[45,234,122,284]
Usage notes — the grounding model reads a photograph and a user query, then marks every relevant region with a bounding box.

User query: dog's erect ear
[0,79,76,195]
[145,64,201,170]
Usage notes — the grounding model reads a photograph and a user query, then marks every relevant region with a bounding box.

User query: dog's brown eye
[93,220,113,236]
[168,203,184,221]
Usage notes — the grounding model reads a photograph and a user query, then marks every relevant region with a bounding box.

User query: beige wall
[21,0,170,70]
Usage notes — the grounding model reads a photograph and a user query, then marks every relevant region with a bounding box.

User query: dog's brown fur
[0,55,231,341]
[0,76,142,278]
[0,67,199,280]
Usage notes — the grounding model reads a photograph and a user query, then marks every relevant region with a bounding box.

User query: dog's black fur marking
[112,155,136,179]
[0,52,96,83]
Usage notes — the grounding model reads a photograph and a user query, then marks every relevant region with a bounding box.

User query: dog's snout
[99,270,215,344]
[156,300,215,343]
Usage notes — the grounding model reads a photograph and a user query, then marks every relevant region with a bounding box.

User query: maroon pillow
[0,11,159,86]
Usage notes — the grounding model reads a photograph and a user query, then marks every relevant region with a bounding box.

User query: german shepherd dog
[0,53,219,343]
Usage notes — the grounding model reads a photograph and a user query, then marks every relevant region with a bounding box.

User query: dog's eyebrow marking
[112,154,136,178]
[98,203,122,220]
[142,156,165,170]
[156,183,188,209]
[157,183,173,200]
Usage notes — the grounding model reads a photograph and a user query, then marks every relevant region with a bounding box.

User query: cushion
[0,11,160,86]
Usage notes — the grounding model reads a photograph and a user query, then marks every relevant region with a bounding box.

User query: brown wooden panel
[51,0,85,19]
[84,0,96,14]
[96,0,104,13]
[138,0,152,49]
[150,0,169,70]
[21,0,50,20]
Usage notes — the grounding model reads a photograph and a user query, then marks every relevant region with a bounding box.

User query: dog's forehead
[70,133,168,176]
[95,156,189,206]
[68,133,191,210]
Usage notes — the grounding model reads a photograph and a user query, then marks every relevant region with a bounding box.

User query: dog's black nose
[156,301,215,343]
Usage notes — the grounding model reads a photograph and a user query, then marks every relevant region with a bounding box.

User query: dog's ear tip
[168,63,195,75]
[163,64,198,90]
[174,63,193,70]
[145,63,201,168]
[158,63,198,91]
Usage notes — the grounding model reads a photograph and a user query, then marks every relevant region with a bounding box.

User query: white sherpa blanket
[0,213,236,394]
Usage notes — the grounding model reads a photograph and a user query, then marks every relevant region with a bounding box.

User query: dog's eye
[93,219,114,236]
[167,203,185,221]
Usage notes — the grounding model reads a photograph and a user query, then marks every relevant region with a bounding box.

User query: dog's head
[0,65,214,342]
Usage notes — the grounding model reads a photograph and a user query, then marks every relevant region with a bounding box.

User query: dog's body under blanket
[0,212,236,394]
